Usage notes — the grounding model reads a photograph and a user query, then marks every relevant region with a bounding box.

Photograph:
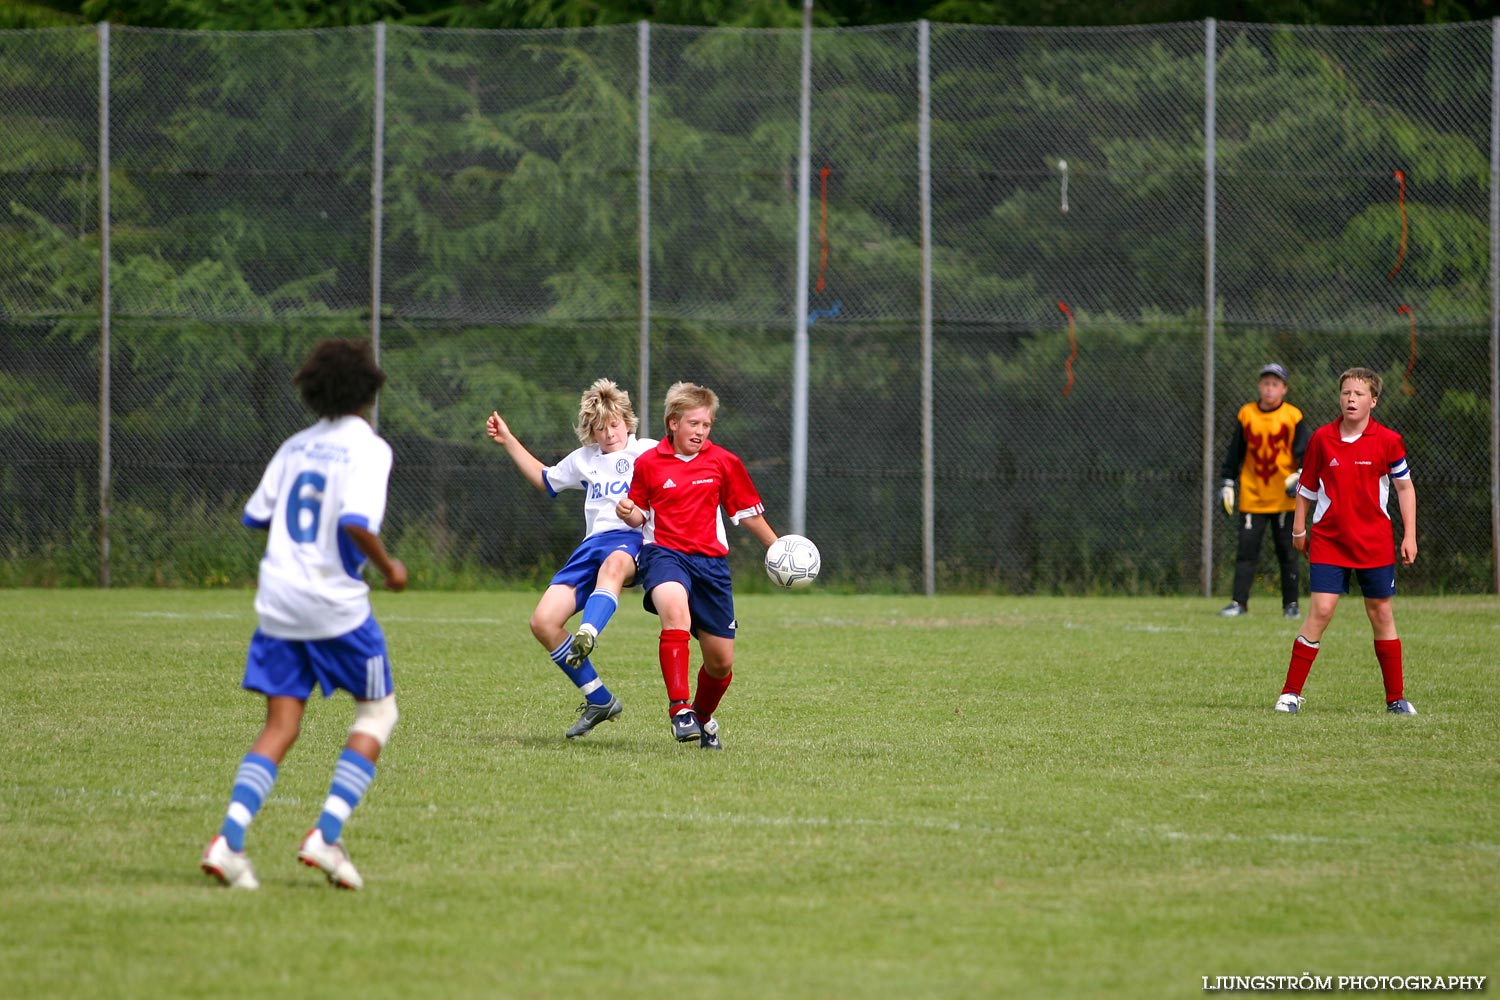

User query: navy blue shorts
[1309,562,1397,599]
[549,529,643,613]
[637,545,736,639]
[244,616,393,700]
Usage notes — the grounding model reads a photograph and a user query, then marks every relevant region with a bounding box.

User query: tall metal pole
[370,22,387,429]
[790,0,813,536]
[918,21,935,596]
[1490,19,1499,593]
[1200,18,1218,598]
[97,22,112,588]
[639,21,652,430]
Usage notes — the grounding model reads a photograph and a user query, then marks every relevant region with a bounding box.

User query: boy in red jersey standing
[1276,368,1418,716]
[615,382,779,750]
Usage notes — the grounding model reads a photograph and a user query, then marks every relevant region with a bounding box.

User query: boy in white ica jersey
[201,339,407,891]
[486,379,655,739]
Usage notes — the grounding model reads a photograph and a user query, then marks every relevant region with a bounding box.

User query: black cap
[1258,363,1289,381]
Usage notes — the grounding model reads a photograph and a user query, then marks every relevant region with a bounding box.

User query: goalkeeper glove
[1220,480,1235,517]
[1284,471,1301,497]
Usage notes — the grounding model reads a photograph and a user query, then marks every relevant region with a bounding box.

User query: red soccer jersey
[1300,418,1410,568]
[628,438,764,557]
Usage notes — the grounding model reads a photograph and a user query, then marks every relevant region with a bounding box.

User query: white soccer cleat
[1274,693,1305,714]
[298,828,364,890]
[201,835,259,890]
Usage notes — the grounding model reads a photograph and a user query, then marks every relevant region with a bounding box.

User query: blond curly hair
[575,378,639,444]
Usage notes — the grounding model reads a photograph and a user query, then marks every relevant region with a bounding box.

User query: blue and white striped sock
[220,752,277,852]
[550,637,614,707]
[314,748,376,845]
[579,590,619,637]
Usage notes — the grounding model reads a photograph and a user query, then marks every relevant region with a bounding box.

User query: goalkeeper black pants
[1231,511,1299,609]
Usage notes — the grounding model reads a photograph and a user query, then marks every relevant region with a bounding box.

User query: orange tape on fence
[1396,304,1417,395]
[1059,300,1077,397]
[1388,169,1407,282]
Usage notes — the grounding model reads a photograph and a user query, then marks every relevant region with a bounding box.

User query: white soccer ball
[765,534,821,590]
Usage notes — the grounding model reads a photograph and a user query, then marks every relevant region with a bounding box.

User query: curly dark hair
[293,339,386,418]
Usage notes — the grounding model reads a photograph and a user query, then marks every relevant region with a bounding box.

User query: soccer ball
[765,534,820,590]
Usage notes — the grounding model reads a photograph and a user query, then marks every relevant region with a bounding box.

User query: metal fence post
[1201,17,1218,599]
[790,0,813,537]
[97,21,112,589]
[370,22,386,429]
[639,20,652,430]
[918,20,934,596]
[1491,19,1499,593]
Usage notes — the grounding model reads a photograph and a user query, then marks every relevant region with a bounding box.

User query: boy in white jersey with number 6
[202,338,406,891]
[486,379,655,739]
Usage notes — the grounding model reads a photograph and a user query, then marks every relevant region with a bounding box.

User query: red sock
[1283,636,1320,696]
[692,667,732,722]
[1374,638,1403,703]
[659,629,692,710]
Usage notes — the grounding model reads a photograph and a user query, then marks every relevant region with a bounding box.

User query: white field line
[8,787,1498,851]
[122,611,513,626]
[604,810,1500,850]
[4,785,304,808]
[610,810,976,833]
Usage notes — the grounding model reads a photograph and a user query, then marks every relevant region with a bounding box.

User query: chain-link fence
[1,20,1495,595]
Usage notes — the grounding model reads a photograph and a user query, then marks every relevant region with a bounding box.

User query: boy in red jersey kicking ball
[1276,367,1418,716]
[615,382,780,750]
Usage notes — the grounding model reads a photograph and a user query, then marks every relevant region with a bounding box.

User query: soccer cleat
[671,708,702,743]
[201,835,259,890]
[1219,602,1247,617]
[1386,698,1417,716]
[1274,692,1305,714]
[1283,602,1300,619]
[298,828,363,890]
[565,695,623,739]
[564,626,597,669]
[699,716,722,750]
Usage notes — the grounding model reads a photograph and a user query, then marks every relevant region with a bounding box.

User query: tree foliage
[2,0,1488,30]
[0,19,1492,590]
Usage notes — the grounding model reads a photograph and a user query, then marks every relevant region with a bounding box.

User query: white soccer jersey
[543,436,656,538]
[242,415,393,640]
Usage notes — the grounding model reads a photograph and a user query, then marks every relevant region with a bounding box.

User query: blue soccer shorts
[244,616,394,700]
[1309,562,1397,599]
[549,529,644,613]
[637,545,737,639]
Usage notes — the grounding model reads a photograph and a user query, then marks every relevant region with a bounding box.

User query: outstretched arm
[737,513,778,549]
[1291,418,1310,467]
[342,523,408,592]
[1219,421,1247,484]
[1395,477,1417,565]
[1290,493,1310,555]
[485,410,547,492]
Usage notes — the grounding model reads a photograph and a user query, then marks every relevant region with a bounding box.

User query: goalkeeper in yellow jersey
[1218,363,1309,618]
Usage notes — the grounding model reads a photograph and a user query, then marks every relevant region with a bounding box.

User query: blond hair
[662,381,719,431]
[1339,367,1383,399]
[575,378,638,444]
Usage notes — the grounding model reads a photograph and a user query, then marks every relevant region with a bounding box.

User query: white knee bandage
[350,695,399,747]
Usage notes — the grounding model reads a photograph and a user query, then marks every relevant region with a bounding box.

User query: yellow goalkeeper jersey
[1223,401,1305,514]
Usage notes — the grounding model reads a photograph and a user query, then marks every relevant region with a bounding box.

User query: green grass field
[2,588,1496,999]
